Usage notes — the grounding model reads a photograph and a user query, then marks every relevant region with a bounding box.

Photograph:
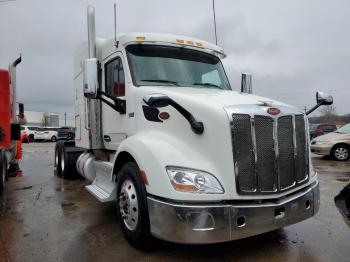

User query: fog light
[236,216,246,227]
[186,211,215,231]
[275,207,285,219]
[305,200,311,210]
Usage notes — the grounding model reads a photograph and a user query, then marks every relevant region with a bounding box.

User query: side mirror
[143,94,170,107]
[306,91,334,115]
[83,58,99,98]
[18,103,24,119]
[316,91,333,105]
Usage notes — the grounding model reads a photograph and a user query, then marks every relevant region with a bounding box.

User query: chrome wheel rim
[335,147,348,160]
[119,179,139,231]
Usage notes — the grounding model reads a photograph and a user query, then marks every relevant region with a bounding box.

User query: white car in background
[21,126,40,142]
[35,127,58,142]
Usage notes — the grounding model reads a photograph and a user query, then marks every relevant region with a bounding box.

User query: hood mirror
[316,91,333,105]
[143,94,204,135]
[306,91,334,115]
[143,94,170,108]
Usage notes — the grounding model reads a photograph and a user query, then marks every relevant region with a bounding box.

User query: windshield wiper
[193,82,221,88]
[140,79,179,86]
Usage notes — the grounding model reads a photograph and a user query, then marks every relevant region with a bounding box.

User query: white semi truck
[54,6,333,248]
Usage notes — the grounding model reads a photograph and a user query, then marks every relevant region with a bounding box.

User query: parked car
[35,127,58,142]
[309,123,337,139]
[311,123,350,161]
[57,127,75,140]
[21,126,39,142]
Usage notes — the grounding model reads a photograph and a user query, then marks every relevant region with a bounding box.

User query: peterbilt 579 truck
[54,6,333,248]
[0,56,24,194]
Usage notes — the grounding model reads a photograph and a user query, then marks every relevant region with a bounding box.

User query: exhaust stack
[84,5,103,149]
[9,54,22,123]
[87,6,96,59]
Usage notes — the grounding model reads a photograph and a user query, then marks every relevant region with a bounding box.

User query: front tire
[116,162,152,249]
[332,144,350,161]
[51,136,57,142]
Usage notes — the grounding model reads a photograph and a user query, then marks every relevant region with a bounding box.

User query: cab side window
[105,57,125,97]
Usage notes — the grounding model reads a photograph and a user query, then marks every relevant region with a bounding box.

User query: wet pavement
[0,143,349,262]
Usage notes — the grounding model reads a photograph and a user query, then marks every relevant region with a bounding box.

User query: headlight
[166,166,224,194]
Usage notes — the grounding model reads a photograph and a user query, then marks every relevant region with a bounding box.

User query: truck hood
[139,86,299,111]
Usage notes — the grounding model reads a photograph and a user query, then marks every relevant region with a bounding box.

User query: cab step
[86,184,114,202]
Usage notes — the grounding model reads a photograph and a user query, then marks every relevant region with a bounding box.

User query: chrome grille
[231,113,309,195]
[295,115,309,182]
[230,114,255,192]
[255,115,276,192]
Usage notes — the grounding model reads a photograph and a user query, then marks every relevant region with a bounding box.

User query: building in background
[21,111,74,127]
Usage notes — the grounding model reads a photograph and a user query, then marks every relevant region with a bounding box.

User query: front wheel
[332,144,350,161]
[116,162,152,249]
[51,136,57,142]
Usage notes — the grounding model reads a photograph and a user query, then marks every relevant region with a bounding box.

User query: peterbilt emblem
[267,107,281,115]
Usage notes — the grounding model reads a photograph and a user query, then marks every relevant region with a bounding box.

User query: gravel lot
[0,142,349,262]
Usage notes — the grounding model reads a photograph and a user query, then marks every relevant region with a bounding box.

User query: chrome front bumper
[147,182,320,244]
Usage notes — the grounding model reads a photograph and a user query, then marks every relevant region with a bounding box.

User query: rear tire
[29,134,34,142]
[332,144,350,161]
[51,136,57,142]
[54,141,64,177]
[60,143,81,179]
[61,146,68,179]
[116,162,152,249]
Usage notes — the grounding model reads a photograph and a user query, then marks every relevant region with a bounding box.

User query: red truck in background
[0,55,24,195]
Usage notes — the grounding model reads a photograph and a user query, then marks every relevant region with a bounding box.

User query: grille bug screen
[231,114,256,192]
[231,113,309,194]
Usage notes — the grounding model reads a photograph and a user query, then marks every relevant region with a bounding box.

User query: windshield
[126,45,231,90]
[336,123,350,134]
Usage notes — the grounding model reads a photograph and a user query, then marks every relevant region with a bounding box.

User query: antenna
[212,0,218,45]
[114,3,118,47]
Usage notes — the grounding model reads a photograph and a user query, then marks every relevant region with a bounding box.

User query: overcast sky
[1,0,349,117]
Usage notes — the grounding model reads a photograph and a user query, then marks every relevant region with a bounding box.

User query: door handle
[103,135,111,142]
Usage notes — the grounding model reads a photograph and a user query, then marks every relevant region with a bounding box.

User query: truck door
[102,54,128,150]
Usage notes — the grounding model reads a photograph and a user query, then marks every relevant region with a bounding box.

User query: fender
[114,131,229,201]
